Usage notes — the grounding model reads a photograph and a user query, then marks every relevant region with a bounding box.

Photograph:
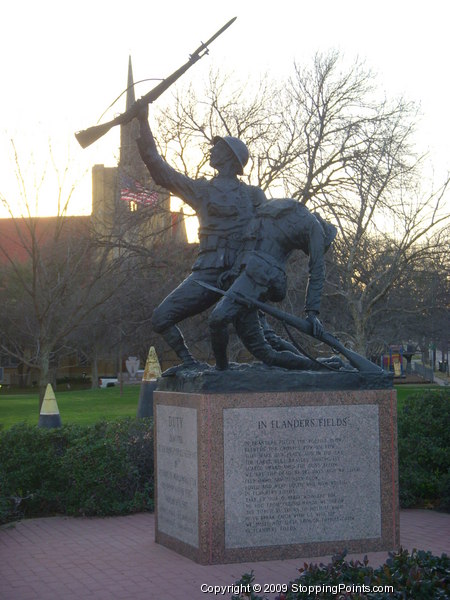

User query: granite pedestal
[154,384,399,564]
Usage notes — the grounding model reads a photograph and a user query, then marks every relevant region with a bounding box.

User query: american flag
[120,173,159,207]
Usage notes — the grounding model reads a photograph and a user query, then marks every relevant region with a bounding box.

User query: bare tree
[145,54,449,357]
[0,144,130,408]
[318,124,449,354]
[154,69,302,191]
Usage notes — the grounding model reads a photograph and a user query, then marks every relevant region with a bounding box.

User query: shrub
[397,389,450,510]
[0,423,81,520]
[62,420,154,516]
[232,548,449,599]
[0,418,153,523]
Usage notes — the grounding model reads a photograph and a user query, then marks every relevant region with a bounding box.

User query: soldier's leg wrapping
[259,313,303,355]
[152,270,221,364]
[209,295,244,370]
[209,271,271,369]
[235,311,316,370]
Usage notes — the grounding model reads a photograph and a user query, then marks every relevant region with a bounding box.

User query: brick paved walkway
[1,510,449,600]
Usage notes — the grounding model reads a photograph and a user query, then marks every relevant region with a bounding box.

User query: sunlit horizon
[1,1,449,226]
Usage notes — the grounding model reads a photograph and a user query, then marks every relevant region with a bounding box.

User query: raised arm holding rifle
[75,18,237,149]
[135,102,267,374]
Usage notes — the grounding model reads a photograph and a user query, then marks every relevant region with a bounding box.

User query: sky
[1,0,449,218]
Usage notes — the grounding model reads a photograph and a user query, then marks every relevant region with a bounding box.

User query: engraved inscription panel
[156,405,198,547]
[224,405,381,548]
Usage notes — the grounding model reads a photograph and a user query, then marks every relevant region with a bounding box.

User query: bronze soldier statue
[208,198,338,370]
[136,104,267,372]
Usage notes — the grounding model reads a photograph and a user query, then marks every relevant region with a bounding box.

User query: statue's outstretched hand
[306,311,324,338]
[134,98,149,121]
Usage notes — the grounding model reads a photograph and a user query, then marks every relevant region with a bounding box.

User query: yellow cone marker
[137,347,161,418]
[142,346,162,381]
[38,383,62,428]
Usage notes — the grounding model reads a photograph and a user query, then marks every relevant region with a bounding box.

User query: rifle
[195,280,383,374]
[75,17,237,149]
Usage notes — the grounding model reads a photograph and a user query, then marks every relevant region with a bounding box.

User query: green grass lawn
[0,382,443,429]
[395,384,441,404]
[0,385,140,429]
[387,384,444,412]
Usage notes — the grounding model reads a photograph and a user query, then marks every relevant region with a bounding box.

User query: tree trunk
[38,347,51,411]
[354,326,368,357]
[91,346,99,389]
[350,300,368,356]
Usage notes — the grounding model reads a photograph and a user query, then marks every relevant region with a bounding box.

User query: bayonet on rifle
[75,17,237,149]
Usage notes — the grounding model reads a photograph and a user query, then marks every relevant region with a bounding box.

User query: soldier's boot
[241,331,317,370]
[160,326,200,375]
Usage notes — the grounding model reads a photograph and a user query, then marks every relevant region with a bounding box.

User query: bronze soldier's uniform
[209,199,337,369]
[137,130,266,364]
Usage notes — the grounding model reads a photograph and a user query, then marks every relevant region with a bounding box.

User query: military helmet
[313,212,337,252]
[212,135,249,174]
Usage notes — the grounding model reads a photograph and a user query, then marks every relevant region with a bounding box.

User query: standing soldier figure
[136,104,266,373]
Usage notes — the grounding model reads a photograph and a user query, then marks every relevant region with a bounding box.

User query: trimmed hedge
[397,389,450,510]
[0,419,153,524]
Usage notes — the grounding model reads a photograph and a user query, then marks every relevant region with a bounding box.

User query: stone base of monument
[154,386,399,565]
